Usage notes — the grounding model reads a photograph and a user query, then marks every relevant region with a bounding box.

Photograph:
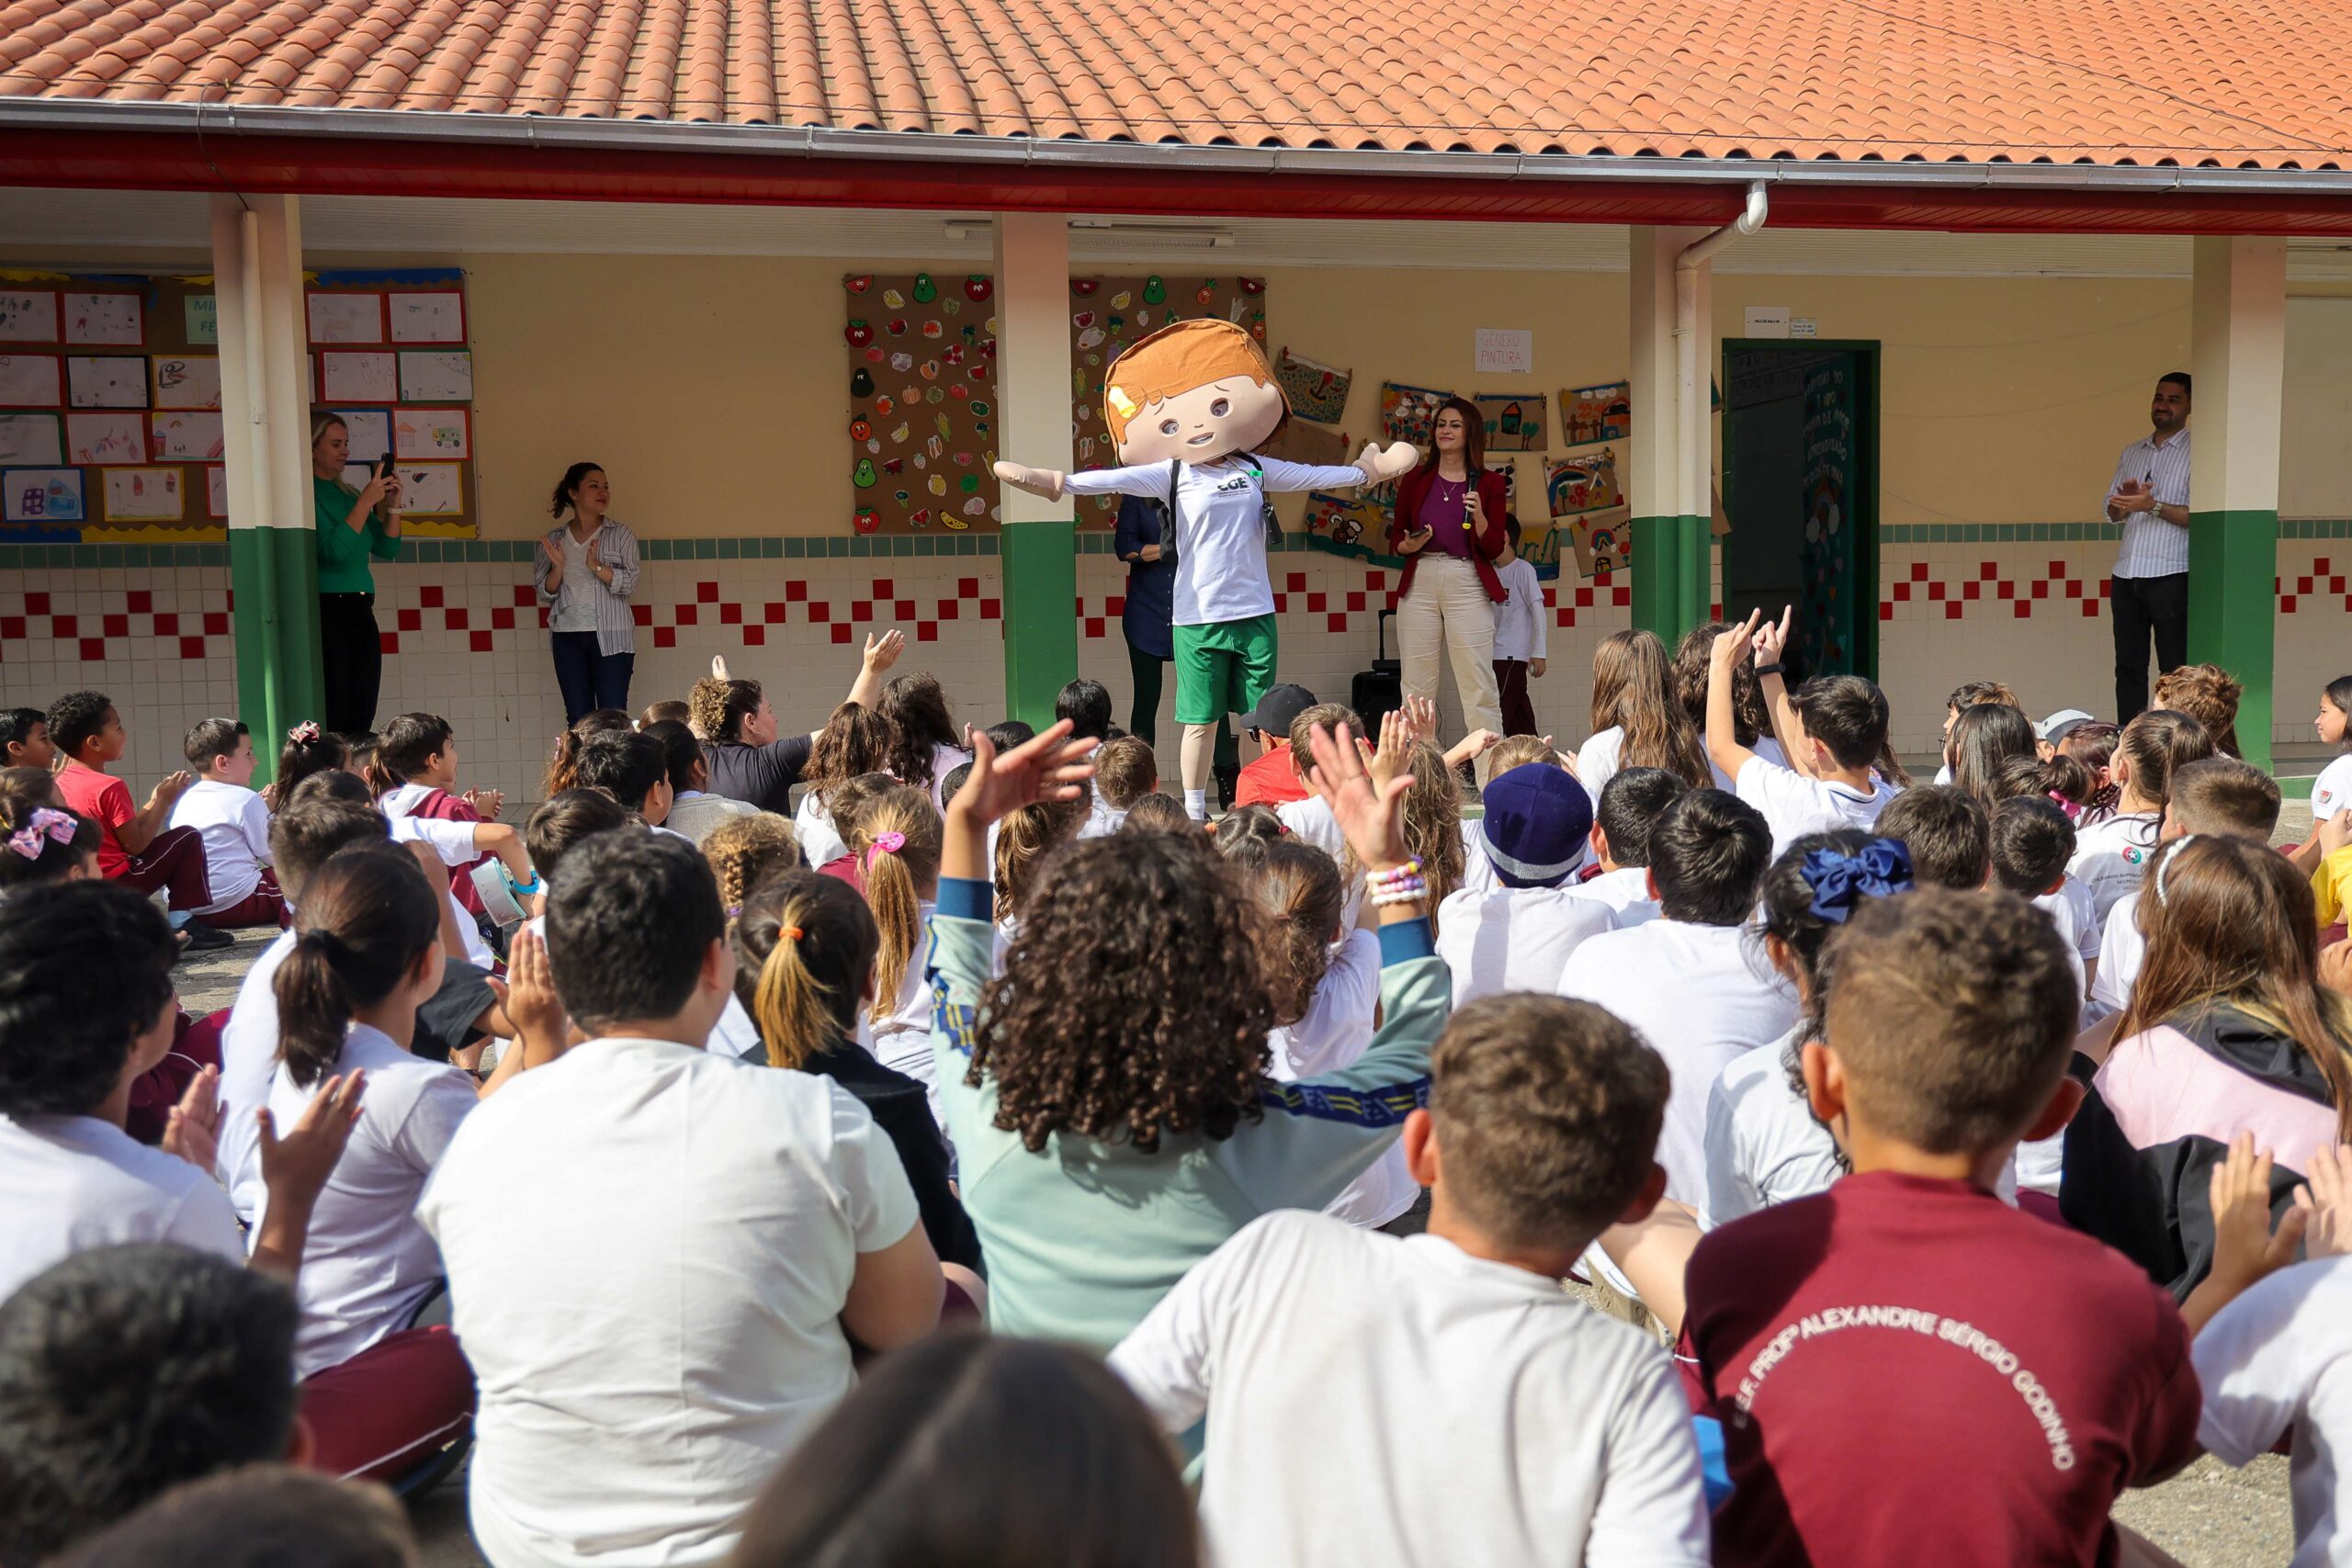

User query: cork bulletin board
[841,272,1269,536]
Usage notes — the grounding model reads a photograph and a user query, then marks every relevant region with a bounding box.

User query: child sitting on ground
[1557,788,1794,1215]
[167,718,285,928]
[0,774,98,896]
[1567,766,1689,924]
[2068,707,2213,925]
[732,870,983,1277]
[1055,678,1116,744]
[876,671,969,812]
[1989,795,2094,1006]
[572,729,677,831]
[1112,994,1706,1567]
[796,704,898,867]
[0,707,53,771]
[842,786,944,1110]
[933,719,1445,1351]
[1932,679,2023,784]
[1684,889,2199,1567]
[1232,684,1320,810]
[641,698,692,730]
[1087,737,1158,838]
[1437,764,1613,1005]
[2095,753,2281,1016]
[1873,784,1989,890]
[261,722,348,810]
[44,691,222,950]
[1703,612,1897,854]
[1578,628,1711,804]
[645,717,755,846]
[2154,661,2245,758]
[1942,703,2039,806]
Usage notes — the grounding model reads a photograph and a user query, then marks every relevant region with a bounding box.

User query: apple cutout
[853,507,880,533]
[1073,310,1096,330]
[886,318,908,336]
[844,320,874,347]
[1070,279,1099,298]
[948,384,969,400]
[967,276,993,302]
[865,346,885,363]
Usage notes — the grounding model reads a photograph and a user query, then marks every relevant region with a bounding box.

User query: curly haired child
[931,719,1445,1351]
[795,704,898,869]
[700,812,801,919]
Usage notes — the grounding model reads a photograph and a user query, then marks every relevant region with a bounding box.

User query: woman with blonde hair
[310,411,403,733]
[1580,629,1709,801]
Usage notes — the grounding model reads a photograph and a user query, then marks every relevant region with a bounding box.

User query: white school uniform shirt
[219,928,300,1221]
[1575,727,1624,805]
[792,790,847,871]
[1261,930,1419,1228]
[1077,794,1125,840]
[1109,1211,1711,1568]
[2314,755,2352,823]
[2089,894,2146,1018]
[2067,809,2161,927]
[2031,874,2103,1000]
[663,790,757,847]
[1566,863,1661,927]
[2193,1255,2352,1568]
[258,1024,476,1376]
[1712,734,1787,792]
[1490,557,1546,662]
[1735,753,1898,858]
[868,900,945,1128]
[417,1036,918,1568]
[168,777,273,911]
[923,743,973,813]
[0,1111,245,1301]
[388,812,498,971]
[1062,455,1372,626]
[1276,795,1369,926]
[1557,919,1799,1209]
[1703,1029,1845,1230]
[1436,886,1617,1007]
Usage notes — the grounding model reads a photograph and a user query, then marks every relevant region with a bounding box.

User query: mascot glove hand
[1355,441,1420,484]
[993,461,1067,502]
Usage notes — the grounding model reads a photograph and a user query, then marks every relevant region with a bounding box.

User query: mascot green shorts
[1170,615,1278,726]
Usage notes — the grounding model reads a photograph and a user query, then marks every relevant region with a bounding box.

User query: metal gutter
[2,97,2350,197]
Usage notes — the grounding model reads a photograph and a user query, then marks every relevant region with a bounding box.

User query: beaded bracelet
[1371,879,1429,907]
[1365,859,1423,895]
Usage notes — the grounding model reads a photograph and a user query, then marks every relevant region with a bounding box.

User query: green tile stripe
[8,523,2352,571]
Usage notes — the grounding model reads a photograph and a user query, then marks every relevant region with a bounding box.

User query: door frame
[1720,338,1883,682]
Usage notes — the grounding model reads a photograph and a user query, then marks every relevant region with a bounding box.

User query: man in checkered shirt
[2104,372,2193,720]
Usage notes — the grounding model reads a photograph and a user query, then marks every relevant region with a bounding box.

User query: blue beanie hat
[1479,763,1593,888]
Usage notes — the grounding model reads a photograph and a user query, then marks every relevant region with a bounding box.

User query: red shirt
[1232,747,1306,807]
[1682,1170,2199,1568]
[54,761,133,877]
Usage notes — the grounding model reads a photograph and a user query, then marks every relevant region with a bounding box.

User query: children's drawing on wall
[1306,491,1387,547]
[1380,382,1454,451]
[1562,381,1632,445]
[0,355,59,406]
[1275,348,1352,424]
[395,409,471,460]
[388,291,467,344]
[65,412,145,467]
[397,350,472,402]
[149,411,224,461]
[153,355,221,410]
[0,291,61,344]
[62,292,141,346]
[65,356,147,410]
[101,467,183,523]
[1567,506,1633,578]
[1475,393,1548,453]
[1545,448,1623,516]
[0,414,62,467]
[307,292,385,344]
[3,468,82,525]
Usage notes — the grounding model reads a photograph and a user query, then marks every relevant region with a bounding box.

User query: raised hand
[1368,705,1415,794]
[710,654,730,682]
[1396,694,1438,745]
[1711,609,1763,671]
[864,629,906,675]
[464,786,505,820]
[1302,721,1414,874]
[162,1064,223,1172]
[2298,1143,2350,1259]
[1752,605,1794,666]
[947,719,1099,829]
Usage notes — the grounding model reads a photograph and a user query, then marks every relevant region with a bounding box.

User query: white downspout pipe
[1674,181,1769,615]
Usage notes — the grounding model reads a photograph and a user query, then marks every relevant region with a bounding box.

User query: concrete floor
[171,805,2312,1565]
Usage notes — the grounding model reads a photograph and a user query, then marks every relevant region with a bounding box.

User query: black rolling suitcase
[1351,609,1403,733]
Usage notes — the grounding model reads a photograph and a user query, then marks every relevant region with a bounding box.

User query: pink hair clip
[6,807,76,861]
[288,721,322,744]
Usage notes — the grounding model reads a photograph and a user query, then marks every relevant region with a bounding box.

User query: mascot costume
[994,319,1417,819]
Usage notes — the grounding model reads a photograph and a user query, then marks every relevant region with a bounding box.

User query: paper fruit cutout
[1195,283,1216,306]
[887,318,908,336]
[1143,276,1167,304]
[1074,310,1096,330]
[853,458,877,487]
[942,298,961,316]
[911,508,932,527]
[949,384,969,400]
[959,473,981,494]
[921,360,940,380]
[889,423,910,444]
[845,275,874,294]
[890,353,914,372]
[883,457,904,476]
[845,320,873,347]
[851,367,875,397]
[892,489,911,504]
[865,347,885,363]
[1239,277,1265,295]
[927,387,944,403]
[874,395,894,415]
[970,400,991,417]
[930,475,947,496]
[849,417,872,441]
[912,273,938,304]
[967,276,993,302]
[1071,279,1099,298]
[1112,290,1132,310]
[854,506,880,533]
[883,288,905,308]
[865,439,880,455]
[922,321,944,339]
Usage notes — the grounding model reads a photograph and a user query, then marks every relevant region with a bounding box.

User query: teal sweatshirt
[927,875,1449,1352]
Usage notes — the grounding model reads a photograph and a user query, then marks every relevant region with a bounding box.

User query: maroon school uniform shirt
[1682,1170,2200,1568]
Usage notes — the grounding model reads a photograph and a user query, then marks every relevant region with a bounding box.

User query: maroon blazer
[1387,464,1510,604]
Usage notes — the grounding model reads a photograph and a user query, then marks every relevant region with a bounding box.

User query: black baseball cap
[1240,682,1317,739]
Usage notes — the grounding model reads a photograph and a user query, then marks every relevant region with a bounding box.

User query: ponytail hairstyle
[1210,805,1286,870]
[2119,834,2352,1140]
[1945,703,2040,806]
[847,786,943,1023]
[1591,629,1708,786]
[993,795,1084,925]
[700,812,802,918]
[2056,720,2123,823]
[876,674,961,792]
[814,773,900,874]
[0,770,98,892]
[1871,735,1916,791]
[550,462,605,521]
[1991,751,2096,815]
[540,708,635,798]
[272,846,443,1089]
[358,738,399,798]
[1397,740,1465,929]
[1253,840,1344,1028]
[805,703,899,806]
[1673,623,1770,748]
[2113,708,2216,832]
[733,872,880,1071]
[265,722,349,810]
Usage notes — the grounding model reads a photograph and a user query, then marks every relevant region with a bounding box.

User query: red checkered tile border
[379,577,1002,655]
[1883,556,2331,622]
[0,588,234,661]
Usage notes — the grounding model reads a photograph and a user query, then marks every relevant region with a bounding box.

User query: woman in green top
[310,411,404,734]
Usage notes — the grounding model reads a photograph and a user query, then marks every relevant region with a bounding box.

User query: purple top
[1416,473,1474,558]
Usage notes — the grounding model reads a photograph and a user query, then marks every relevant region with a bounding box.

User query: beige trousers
[1396,555,1504,782]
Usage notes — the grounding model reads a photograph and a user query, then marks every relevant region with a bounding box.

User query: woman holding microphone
[534,462,641,724]
[1387,398,1507,772]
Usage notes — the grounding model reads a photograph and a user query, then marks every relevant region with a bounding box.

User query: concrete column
[2188,236,2287,768]
[990,212,1080,728]
[1628,227,1708,642]
[211,194,323,778]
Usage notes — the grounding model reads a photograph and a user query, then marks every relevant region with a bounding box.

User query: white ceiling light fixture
[941,218,1233,247]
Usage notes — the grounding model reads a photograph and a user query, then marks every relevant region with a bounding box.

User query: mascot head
[1102,318,1290,466]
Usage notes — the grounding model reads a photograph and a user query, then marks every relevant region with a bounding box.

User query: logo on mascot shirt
[1213,474,1250,493]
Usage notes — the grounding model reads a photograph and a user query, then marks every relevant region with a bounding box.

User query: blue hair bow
[1799,839,1914,924]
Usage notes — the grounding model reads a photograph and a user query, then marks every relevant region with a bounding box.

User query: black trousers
[2109,572,2188,721]
[319,592,382,736]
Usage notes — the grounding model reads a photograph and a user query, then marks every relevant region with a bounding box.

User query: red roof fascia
[5,129,2352,235]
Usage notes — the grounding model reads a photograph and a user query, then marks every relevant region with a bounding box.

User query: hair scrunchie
[862,829,906,874]
[288,720,322,744]
[1799,838,1915,925]
[5,807,75,861]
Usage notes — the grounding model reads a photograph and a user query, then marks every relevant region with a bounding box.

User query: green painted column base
[229,526,325,785]
[1000,518,1079,731]
[2187,507,2277,772]
[1630,513,1712,646]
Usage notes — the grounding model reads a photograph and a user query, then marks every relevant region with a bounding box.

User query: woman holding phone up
[1387,397,1508,773]
[311,411,404,735]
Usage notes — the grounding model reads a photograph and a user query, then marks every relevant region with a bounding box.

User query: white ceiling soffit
[7,186,2352,279]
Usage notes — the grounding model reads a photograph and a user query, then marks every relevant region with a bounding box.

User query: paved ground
[175,801,2312,1565]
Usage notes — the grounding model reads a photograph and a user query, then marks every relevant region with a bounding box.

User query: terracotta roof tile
[4,0,2349,168]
